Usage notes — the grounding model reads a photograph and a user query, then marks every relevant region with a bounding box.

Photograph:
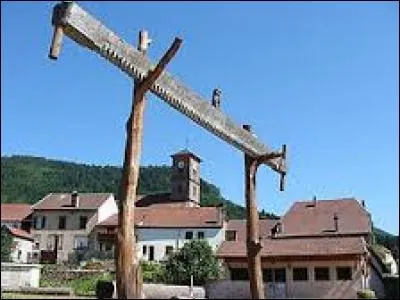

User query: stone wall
[1,263,42,288]
[111,282,206,299]
[204,278,363,299]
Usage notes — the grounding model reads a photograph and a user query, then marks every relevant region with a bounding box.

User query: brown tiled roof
[98,206,223,228]
[226,219,280,240]
[171,149,202,162]
[32,193,112,210]
[217,236,365,258]
[280,198,371,236]
[1,204,32,222]
[135,193,190,208]
[3,226,34,241]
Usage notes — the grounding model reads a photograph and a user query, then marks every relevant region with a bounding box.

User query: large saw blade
[51,1,285,173]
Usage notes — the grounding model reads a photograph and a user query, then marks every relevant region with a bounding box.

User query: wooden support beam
[48,25,64,60]
[115,33,181,299]
[243,125,265,299]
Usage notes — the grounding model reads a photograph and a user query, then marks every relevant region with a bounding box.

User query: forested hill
[1,155,398,259]
[0,155,277,220]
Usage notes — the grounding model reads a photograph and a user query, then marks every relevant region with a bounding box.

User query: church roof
[171,149,202,162]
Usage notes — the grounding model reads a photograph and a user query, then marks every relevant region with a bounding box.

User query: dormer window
[226,230,237,241]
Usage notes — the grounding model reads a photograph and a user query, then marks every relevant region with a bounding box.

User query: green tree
[1,227,15,262]
[164,240,221,286]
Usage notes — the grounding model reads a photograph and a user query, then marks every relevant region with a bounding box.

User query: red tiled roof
[1,204,32,222]
[98,206,223,228]
[4,226,34,241]
[217,236,365,258]
[226,219,280,240]
[32,193,112,210]
[135,193,191,208]
[280,198,371,236]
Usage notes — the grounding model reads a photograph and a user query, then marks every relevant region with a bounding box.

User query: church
[93,149,226,262]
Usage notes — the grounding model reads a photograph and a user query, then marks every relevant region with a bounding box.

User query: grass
[40,272,114,296]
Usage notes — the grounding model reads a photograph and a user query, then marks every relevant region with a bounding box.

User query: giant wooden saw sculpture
[49,2,287,299]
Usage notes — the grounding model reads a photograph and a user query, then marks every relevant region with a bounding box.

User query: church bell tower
[170,149,201,207]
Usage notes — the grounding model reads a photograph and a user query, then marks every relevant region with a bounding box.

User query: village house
[1,203,32,232]
[215,198,386,299]
[1,204,34,263]
[1,225,34,264]
[95,206,225,261]
[30,192,118,263]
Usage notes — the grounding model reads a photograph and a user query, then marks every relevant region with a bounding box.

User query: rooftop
[32,193,113,210]
[1,203,32,222]
[98,206,223,228]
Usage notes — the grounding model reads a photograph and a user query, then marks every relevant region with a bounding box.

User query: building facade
[94,206,226,262]
[30,192,117,263]
[216,198,385,299]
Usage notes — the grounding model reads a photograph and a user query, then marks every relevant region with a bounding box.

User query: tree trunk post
[243,124,265,299]
[115,32,182,299]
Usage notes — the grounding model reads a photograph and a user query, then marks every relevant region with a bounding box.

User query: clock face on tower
[178,161,185,169]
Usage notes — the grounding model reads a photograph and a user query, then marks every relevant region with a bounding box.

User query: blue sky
[1,1,398,234]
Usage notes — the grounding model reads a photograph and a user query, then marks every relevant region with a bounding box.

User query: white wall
[10,237,33,264]
[1,221,21,228]
[1,263,42,288]
[97,195,118,224]
[136,227,225,262]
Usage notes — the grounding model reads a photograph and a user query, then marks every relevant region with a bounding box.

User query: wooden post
[243,125,265,299]
[115,33,182,299]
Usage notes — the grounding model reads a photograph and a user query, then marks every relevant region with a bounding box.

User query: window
[185,231,193,240]
[165,246,174,256]
[263,269,273,282]
[315,267,330,281]
[197,231,204,239]
[293,267,308,281]
[33,216,38,229]
[274,268,287,283]
[143,245,147,255]
[230,268,249,281]
[336,267,352,280]
[47,235,63,250]
[73,236,87,250]
[225,230,237,241]
[105,242,112,251]
[41,216,46,229]
[79,216,88,229]
[58,216,66,229]
[149,246,155,261]
[192,186,197,197]
[17,250,22,260]
[57,235,63,250]
[99,242,104,251]
[192,168,197,177]
[33,235,41,250]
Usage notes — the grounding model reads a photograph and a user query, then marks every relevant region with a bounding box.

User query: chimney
[271,221,282,237]
[277,222,283,234]
[313,196,317,206]
[216,204,225,223]
[333,213,338,232]
[71,191,79,208]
